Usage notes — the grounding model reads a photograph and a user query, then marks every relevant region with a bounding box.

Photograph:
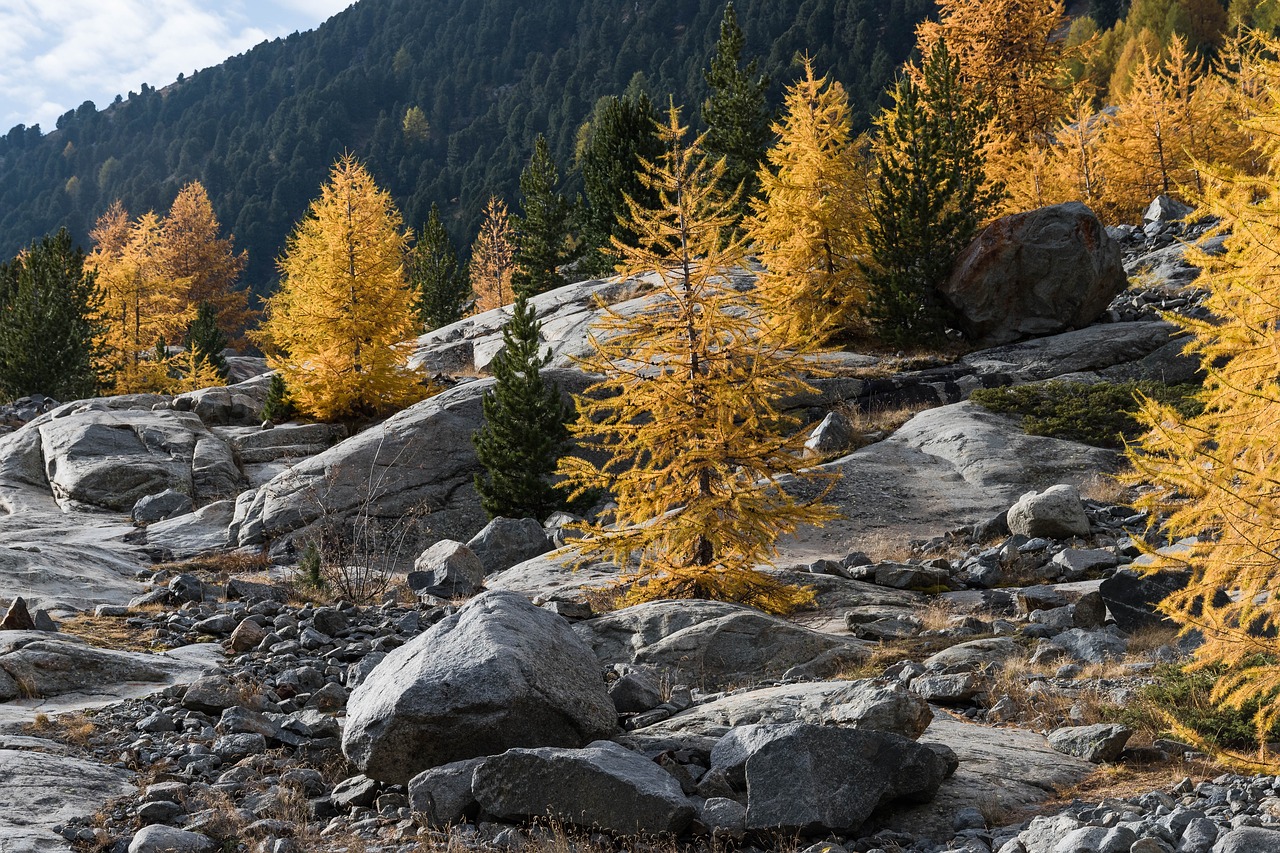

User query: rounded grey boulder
[128,825,216,853]
[1007,484,1091,540]
[341,590,617,784]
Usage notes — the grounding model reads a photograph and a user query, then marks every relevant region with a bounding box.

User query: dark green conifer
[410,203,471,330]
[512,135,571,298]
[187,301,229,380]
[577,84,663,276]
[0,229,102,402]
[860,40,1003,346]
[702,2,770,223]
[262,372,296,424]
[472,292,573,521]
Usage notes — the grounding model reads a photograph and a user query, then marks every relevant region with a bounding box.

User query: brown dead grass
[1037,758,1226,813]
[856,529,917,563]
[1077,472,1134,505]
[831,400,934,454]
[159,550,270,577]
[58,614,163,652]
[25,711,97,747]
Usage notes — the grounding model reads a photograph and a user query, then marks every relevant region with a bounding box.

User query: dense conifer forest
[0,0,931,293]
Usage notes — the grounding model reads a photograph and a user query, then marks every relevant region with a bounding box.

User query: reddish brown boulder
[941,202,1126,346]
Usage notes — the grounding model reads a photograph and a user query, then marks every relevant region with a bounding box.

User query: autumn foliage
[87,183,250,394]
[259,154,425,422]
[559,107,836,614]
[748,59,866,347]
[469,197,516,313]
[1126,37,1280,756]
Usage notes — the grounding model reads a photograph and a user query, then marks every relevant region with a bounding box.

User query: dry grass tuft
[1123,624,1181,657]
[25,711,97,747]
[184,787,249,841]
[831,400,934,453]
[856,529,917,563]
[159,550,271,576]
[1039,758,1226,812]
[1077,472,1133,505]
[58,614,162,652]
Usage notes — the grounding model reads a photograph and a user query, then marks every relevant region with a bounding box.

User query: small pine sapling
[472,291,574,520]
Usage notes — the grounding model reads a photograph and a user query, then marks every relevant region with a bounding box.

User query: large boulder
[780,402,1117,559]
[341,590,617,784]
[466,517,553,575]
[941,202,1126,346]
[1099,566,1190,633]
[37,407,240,511]
[407,539,486,598]
[573,599,867,689]
[1047,723,1132,763]
[733,723,950,835]
[233,370,594,562]
[0,749,135,853]
[471,741,696,836]
[626,679,932,744]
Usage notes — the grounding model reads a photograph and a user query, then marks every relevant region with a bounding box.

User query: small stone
[228,618,267,653]
[137,799,184,825]
[132,490,194,525]
[332,775,379,810]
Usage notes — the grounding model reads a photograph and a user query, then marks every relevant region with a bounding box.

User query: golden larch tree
[1126,37,1280,758]
[558,106,838,615]
[90,209,192,394]
[1097,35,1224,221]
[469,197,515,313]
[915,0,1072,144]
[259,154,424,422]
[156,181,252,342]
[748,58,867,347]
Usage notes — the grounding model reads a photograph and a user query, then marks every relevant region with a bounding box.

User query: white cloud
[0,0,347,131]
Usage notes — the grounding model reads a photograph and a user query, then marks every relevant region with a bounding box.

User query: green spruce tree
[410,203,471,330]
[576,83,663,275]
[702,2,771,223]
[472,291,574,520]
[0,229,103,401]
[187,301,229,380]
[261,372,296,424]
[512,135,571,298]
[861,40,1003,346]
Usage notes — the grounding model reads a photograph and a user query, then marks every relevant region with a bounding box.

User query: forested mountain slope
[0,0,931,292]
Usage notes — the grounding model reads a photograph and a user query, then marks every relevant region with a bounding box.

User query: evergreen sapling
[472,292,574,520]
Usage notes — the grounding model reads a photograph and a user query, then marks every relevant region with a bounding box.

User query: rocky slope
[1,201,1272,853]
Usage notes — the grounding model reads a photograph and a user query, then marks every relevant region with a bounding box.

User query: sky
[0,0,353,132]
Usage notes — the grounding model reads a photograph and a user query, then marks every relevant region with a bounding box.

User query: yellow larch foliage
[1097,35,1224,220]
[915,0,1072,144]
[469,197,515,314]
[558,106,838,615]
[90,209,192,394]
[747,58,867,347]
[259,154,425,422]
[173,346,226,394]
[1126,37,1280,753]
[156,181,253,343]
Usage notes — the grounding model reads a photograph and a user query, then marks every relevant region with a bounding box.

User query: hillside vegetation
[0,0,930,292]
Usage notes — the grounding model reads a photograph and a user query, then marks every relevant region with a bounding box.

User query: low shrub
[1116,662,1280,752]
[969,381,1202,448]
